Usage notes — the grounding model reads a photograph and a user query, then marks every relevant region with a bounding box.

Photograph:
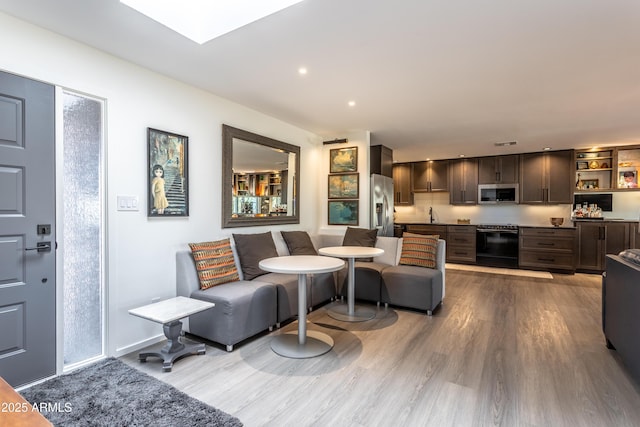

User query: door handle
[25,242,51,253]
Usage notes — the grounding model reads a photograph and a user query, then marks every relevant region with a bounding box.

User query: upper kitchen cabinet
[412,160,449,192]
[370,145,393,178]
[449,158,478,205]
[392,163,413,205]
[520,150,573,204]
[478,155,519,184]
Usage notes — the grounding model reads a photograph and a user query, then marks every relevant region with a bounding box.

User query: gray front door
[0,71,56,387]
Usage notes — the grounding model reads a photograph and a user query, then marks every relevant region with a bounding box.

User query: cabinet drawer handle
[537,257,555,262]
[537,242,555,246]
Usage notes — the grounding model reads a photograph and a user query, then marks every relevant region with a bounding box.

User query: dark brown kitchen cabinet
[577,221,631,272]
[478,155,519,184]
[519,227,576,272]
[404,224,447,239]
[392,163,413,205]
[631,222,640,249]
[370,145,393,178]
[412,160,448,192]
[446,225,476,263]
[449,158,478,204]
[520,150,573,204]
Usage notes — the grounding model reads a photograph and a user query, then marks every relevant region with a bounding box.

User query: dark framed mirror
[222,124,300,228]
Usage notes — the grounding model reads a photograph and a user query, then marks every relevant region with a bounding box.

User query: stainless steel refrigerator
[371,174,394,236]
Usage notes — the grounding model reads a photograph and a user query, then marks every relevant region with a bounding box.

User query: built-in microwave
[478,183,519,204]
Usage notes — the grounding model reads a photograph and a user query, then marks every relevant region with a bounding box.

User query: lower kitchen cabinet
[446,225,476,263]
[631,222,640,249]
[404,224,447,240]
[576,221,631,272]
[519,227,577,272]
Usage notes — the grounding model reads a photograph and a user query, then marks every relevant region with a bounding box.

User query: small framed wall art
[581,178,599,190]
[148,128,189,216]
[328,200,359,225]
[328,173,359,199]
[329,146,358,173]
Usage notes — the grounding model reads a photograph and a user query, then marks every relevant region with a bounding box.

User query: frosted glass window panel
[62,92,104,366]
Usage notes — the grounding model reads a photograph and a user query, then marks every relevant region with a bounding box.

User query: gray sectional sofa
[176,230,445,352]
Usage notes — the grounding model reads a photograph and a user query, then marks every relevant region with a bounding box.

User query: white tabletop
[259,255,345,275]
[128,296,215,324]
[318,246,384,259]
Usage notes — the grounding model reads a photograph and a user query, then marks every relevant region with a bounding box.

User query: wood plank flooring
[121,270,640,427]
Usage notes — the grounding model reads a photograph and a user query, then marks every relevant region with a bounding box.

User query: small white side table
[128,296,215,371]
[259,255,345,358]
[318,246,384,322]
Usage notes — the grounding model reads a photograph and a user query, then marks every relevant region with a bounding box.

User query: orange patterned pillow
[399,235,439,269]
[189,239,239,289]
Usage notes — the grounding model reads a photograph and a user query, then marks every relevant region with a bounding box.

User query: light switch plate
[117,195,139,211]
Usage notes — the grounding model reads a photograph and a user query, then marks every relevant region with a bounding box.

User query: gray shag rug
[20,357,243,427]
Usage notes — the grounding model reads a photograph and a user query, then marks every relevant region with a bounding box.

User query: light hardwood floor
[121,269,640,427]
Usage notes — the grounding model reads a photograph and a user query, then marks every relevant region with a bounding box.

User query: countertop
[397,219,639,228]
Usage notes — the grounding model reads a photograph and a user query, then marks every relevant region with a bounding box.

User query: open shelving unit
[574,145,640,192]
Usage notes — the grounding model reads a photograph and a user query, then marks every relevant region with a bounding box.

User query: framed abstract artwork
[328,200,358,225]
[148,128,189,216]
[328,173,359,199]
[329,146,357,173]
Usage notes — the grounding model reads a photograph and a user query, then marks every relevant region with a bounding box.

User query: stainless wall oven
[476,224,519,268]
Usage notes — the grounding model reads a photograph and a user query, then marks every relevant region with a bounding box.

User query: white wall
[0,12,327,356]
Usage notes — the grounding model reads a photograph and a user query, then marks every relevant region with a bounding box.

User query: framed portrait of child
[618,167,638,189]
[148,128,189,216]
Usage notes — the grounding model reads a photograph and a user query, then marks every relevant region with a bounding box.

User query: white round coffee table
[259,255,345,358]
[318,246,384,322]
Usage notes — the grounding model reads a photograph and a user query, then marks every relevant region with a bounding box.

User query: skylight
[120,0,304,44]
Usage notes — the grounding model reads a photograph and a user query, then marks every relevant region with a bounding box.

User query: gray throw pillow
[281,231,317,255]
[619,249,640,266]
[342,227,378,261]
[232,232,278,280]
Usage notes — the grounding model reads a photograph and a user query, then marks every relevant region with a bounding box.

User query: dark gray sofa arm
[603,254,640,385]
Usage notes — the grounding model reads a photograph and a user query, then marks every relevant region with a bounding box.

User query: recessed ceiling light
[298,67,308,75]
[459,154,465,158]
[543,147,552,151]
[120,0,304,44]
[348,101,356,107]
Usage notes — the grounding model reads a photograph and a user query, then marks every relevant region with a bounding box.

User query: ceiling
[1,0,639,162]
